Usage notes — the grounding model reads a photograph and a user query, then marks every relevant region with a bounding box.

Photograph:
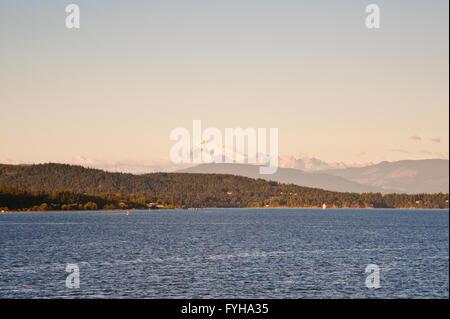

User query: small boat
[322,203,327,210]
[126,210,130,216]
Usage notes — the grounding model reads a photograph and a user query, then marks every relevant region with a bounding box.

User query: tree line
[0,163,448,211]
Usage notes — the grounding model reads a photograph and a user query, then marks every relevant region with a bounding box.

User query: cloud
[389,149,410,154]
[388,149,449,159]
[409,135,422,142]
[63,156,194,174]
[433,152,449,159]
[357,152,366,156]
[430,137,441,143]
[278,155,372,171]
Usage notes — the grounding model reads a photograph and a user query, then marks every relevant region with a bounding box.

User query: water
[0,208,448,298]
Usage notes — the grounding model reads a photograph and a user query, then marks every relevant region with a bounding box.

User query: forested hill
[0,163,448,211]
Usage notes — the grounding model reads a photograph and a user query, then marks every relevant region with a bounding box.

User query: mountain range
[0,158,447,194]
[180,159,449,194]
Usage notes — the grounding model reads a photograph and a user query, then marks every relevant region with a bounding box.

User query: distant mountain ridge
[322,159,449,194]
[180,159,449,194]
[0,159,448,195]
[179,163,389,193]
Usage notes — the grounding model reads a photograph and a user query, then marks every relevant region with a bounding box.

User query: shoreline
[1,207,449,214]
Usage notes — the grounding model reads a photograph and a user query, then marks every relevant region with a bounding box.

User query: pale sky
[1,0,448,171]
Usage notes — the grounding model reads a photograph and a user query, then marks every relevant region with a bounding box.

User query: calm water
[0,208,448,298]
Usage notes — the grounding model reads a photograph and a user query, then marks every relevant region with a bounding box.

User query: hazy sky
[1,0,448,170]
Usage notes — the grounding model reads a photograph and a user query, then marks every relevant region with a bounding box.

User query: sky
[0,0,448,172]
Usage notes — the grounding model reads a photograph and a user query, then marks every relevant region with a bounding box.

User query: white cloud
[63,156,194,174]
